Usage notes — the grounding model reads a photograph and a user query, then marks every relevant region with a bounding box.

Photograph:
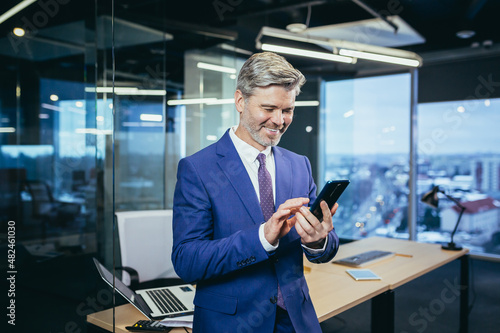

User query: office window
[417,98,500,254]
[320,74,411,239]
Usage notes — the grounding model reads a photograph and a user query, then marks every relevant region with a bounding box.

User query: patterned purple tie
[257,153,285,309]
[257,153,275,221]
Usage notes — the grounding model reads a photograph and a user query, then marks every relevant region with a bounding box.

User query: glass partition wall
[0,1,238,331]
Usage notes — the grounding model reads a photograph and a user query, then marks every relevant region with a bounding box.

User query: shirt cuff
[302,236,328,254]
[259,223,279,253]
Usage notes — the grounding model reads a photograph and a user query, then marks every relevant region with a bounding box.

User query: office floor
[4,252,499,333]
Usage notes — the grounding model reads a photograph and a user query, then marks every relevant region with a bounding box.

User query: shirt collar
[229,126,272,165]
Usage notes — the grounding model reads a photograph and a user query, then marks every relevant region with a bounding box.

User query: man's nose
[270,110,284,126]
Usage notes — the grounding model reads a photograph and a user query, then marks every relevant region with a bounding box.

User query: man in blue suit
[172,52,340,332]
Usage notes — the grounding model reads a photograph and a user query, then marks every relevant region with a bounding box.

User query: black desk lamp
[421,186,466,251]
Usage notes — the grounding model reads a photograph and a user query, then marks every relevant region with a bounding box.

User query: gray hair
[236,52,306,99]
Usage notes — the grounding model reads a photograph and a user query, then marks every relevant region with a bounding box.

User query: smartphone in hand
[309,180,350,221]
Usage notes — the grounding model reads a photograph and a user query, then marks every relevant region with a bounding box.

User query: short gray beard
[241,105,283,147]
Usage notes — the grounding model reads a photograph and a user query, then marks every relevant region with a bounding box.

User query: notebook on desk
[332,250,395,267]
[93,258,194,320]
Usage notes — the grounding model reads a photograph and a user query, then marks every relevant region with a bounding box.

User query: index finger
[280,197,310,210]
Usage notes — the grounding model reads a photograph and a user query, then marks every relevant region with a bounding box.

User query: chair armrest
[115,266,139,290]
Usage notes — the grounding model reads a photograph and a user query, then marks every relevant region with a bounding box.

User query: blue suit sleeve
[172,158,270,284]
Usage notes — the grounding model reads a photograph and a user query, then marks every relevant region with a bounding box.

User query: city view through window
[322,74,500,255]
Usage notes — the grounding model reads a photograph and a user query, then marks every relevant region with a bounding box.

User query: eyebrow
[260,103,294,110]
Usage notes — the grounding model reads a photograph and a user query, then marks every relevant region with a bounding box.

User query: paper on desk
[160,315,193,328]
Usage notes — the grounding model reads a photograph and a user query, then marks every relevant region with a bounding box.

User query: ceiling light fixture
[13,27,25,37]
[339,49,420,67]
[205,98,235,105]
[197,62,236,74]
[256,26,422,68]
[0,127,16,133]
[84,87,166,96]
[261,43,354,64]
[167,98,217,106]
[294,101,320,107]
[0,0,37,25]
[286,23,308,33]
[456,30,476,39]
[140,114,163,122]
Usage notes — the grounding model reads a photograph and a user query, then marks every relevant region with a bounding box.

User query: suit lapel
[216,131,264,225]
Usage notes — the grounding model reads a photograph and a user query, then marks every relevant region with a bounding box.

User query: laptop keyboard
[146,289,188,313]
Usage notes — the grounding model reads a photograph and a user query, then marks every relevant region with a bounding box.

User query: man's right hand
[263,197,310,246]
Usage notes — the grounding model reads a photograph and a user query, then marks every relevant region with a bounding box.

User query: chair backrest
[25,180,55,217]
[115,209,178,285]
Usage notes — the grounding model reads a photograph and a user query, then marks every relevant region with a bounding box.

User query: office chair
[115,209,184,290]
[24,180,81,230]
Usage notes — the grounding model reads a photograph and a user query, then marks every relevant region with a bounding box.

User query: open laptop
[93,258,194,319]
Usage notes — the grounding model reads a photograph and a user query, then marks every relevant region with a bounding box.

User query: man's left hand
[295,201,338,249]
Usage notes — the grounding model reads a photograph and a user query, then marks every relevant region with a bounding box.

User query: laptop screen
[93,258,151,316]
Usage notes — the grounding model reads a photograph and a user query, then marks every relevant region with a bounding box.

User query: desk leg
[371,290,394,333]
[459,254,469,333]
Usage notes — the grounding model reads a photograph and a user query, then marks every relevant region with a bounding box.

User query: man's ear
[234,90,245,114]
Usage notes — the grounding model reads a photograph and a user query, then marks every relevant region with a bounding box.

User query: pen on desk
[395,253,413,258]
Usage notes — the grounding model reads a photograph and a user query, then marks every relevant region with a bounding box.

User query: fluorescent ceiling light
[0,127,16,133]
[206,135,218,141]
[126,89,166,96]
[167,98,217,106]
[344,110,354,118]
[256,26,422,68]
[261,44,354,64]
[295,101,319,107]
[339,49,420,67]
[140,114,163,122]
[197,62,236,74]
[85,87,166,95]
[205,98,235,105]
[41,103,86,115]
[122,122,163,128]
[0,0,37,25]
[75,128,113,135]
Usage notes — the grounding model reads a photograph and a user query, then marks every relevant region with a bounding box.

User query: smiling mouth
[263,127,282,134]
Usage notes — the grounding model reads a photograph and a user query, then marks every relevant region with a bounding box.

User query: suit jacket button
[270,296,277,304]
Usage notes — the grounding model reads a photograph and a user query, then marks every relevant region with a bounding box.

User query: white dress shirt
[229,126,326,254]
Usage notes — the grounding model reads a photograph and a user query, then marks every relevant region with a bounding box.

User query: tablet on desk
[346,269,381,281]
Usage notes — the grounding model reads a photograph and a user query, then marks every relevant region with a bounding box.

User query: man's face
[235,85,295,151]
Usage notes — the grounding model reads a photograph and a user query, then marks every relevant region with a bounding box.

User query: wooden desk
[88,237,469,333]
[304,236,469,333]
[87,304,191,333]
